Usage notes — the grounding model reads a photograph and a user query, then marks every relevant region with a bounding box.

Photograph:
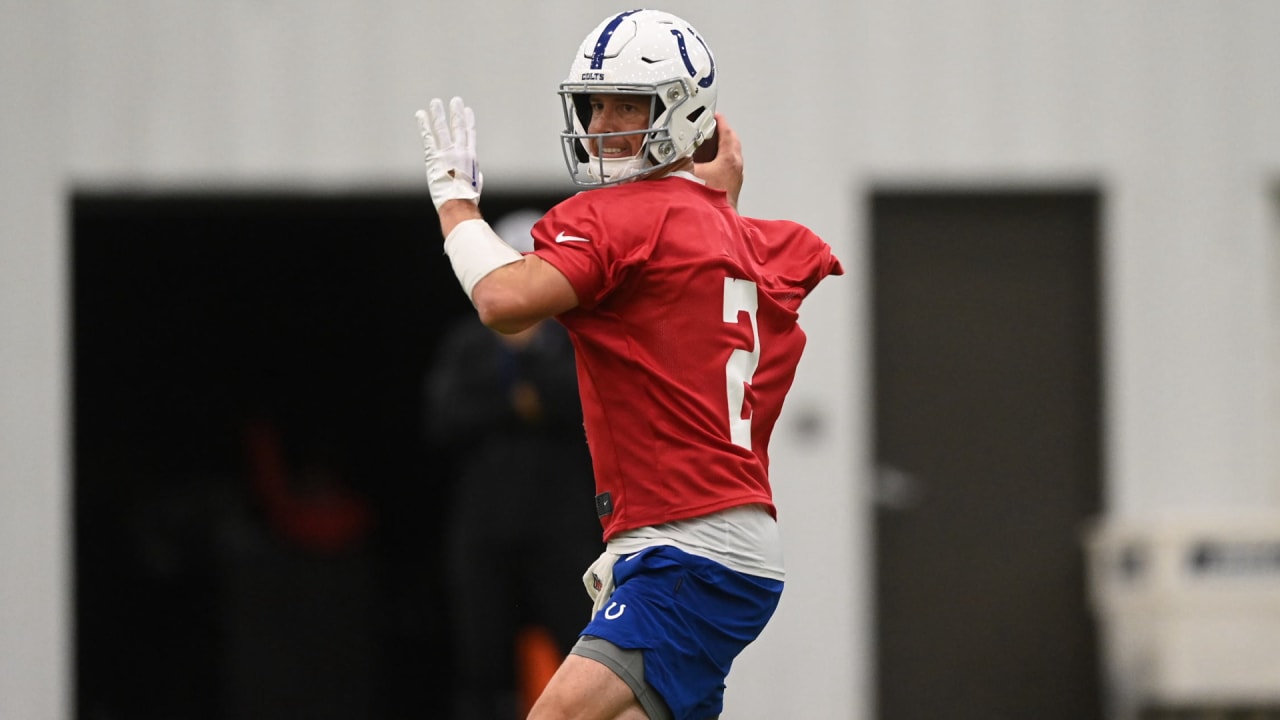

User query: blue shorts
[579,544,784,720]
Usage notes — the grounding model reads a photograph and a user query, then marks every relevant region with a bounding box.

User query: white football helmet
[559,9,718,186]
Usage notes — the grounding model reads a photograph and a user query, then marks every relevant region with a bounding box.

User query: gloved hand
[415,96,483,210]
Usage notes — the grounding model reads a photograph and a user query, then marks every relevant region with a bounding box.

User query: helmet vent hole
[685,106,706,124]
[640,56,660,64]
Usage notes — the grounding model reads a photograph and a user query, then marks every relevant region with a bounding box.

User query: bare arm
[436,111,738,332]
[417,98,574,334]
[438,199,579,334]
[470,255,579,334]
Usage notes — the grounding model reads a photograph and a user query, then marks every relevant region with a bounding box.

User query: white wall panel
[1,3,70,720]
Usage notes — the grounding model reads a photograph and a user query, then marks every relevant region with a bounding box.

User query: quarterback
[416,9,842,720]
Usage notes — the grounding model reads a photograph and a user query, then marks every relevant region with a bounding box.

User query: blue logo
[670,29,715,88]
[590,9,643,70]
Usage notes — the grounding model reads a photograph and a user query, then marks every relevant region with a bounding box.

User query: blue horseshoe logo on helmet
[671,29,715,88]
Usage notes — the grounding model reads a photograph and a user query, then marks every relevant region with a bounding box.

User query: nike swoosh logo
[555,232,591,243]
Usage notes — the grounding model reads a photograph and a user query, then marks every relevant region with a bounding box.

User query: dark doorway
[72,189,566,720]
[871,189,1104,720]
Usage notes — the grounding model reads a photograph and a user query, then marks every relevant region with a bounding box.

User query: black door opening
[72,190,566,719]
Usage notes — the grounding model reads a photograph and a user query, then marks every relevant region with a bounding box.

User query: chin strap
[586,153,654,184]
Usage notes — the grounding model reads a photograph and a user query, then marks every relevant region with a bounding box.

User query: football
[692,124,719,163]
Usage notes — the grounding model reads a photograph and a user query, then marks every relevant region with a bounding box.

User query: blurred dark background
[72,190,567,720]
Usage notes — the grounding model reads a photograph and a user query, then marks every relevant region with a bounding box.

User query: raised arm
[417,97,579,334]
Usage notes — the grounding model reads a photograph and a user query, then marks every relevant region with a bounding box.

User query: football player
[416,9,842,719]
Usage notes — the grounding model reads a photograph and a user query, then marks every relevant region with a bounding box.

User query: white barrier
[1085,512,1280,719]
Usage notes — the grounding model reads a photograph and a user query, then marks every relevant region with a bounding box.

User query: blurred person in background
[426,210,600,720]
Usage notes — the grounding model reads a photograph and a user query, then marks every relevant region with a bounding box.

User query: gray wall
[4,1,1280,718]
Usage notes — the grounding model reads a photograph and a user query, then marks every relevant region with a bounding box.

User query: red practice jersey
[532,175,843,540]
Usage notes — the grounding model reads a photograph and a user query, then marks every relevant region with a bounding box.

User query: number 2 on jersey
[723,278,760,450]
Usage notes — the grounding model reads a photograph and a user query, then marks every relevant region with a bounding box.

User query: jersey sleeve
[741,217,844,306]
[530,195,656,311]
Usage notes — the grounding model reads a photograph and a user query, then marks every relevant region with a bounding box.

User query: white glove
[415,96,483,210]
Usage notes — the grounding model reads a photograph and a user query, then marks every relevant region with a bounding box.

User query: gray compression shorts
[570,635,674,720]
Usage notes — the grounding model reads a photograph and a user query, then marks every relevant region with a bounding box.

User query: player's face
[586,94,649,159]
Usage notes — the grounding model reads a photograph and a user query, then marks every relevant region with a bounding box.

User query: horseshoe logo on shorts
[604,601,626,620]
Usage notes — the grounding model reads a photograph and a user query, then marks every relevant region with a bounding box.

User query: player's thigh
[527,653,647,720]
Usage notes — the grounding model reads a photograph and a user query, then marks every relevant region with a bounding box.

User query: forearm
[438,198,483,237]
[441,212,524,311]
[416,97,578,331]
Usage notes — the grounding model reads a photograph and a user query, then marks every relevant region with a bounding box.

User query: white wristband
[443,218,524,300]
